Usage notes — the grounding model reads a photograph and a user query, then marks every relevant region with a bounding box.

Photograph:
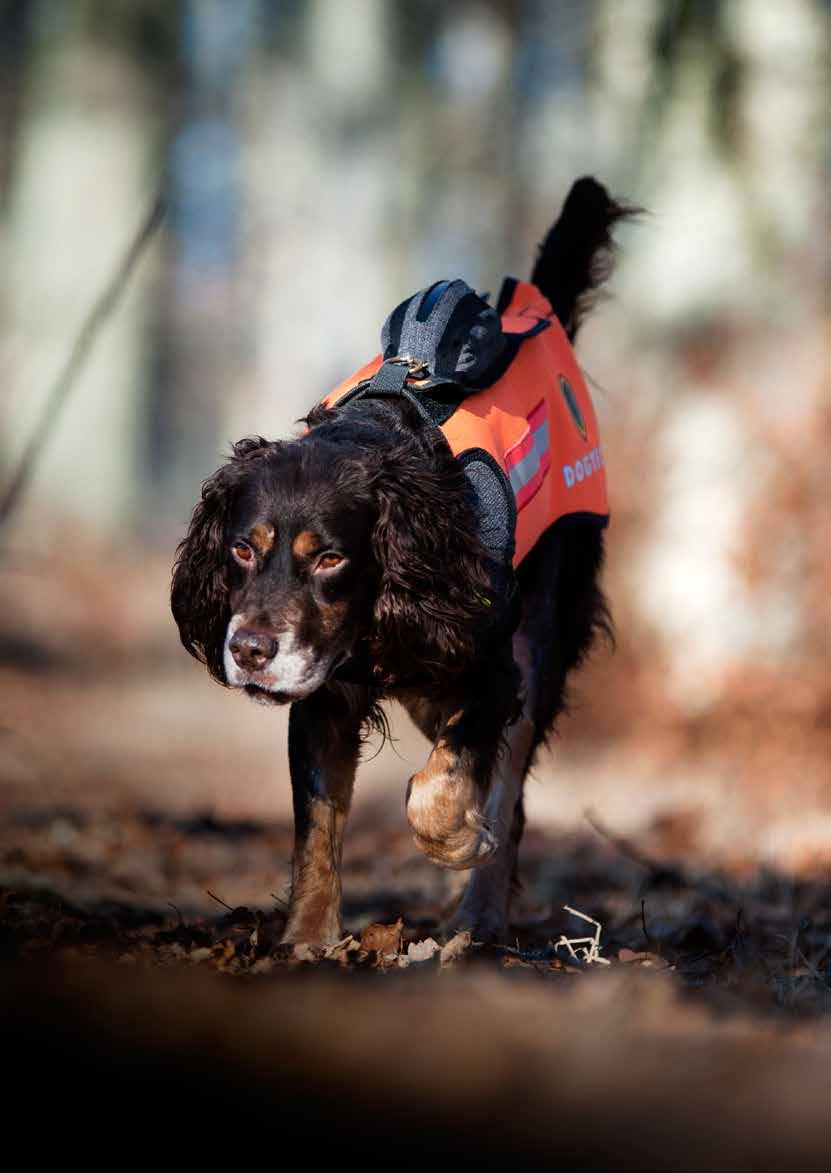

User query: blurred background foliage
[1,0,830,876]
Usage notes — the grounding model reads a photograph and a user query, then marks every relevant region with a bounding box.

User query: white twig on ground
[555,904,611,965]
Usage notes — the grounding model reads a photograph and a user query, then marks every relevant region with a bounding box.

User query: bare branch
[0,194,165,529]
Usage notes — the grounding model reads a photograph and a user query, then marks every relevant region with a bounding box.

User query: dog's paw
[442,902,508,945]
[280,909,344,950]
[406,771,498,870]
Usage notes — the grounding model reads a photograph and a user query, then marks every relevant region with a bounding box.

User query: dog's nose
[229,628,278,672]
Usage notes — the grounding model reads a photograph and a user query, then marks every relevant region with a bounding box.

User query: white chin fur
[223,614,329,699]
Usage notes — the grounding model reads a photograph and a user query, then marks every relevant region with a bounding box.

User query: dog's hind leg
[443,630,536,943]
[446,525,609,942]
[281,687,367,947]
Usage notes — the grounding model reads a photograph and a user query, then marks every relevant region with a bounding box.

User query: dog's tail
[531,177,638,342]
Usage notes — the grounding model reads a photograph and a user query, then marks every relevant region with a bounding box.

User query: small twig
[323,935,355,959]
[206,889,235,913]
[555,905,611,966]
[795,947,825,985]
[586,810,678,878]
[586,810,735,903]
[641,898,652,947]
[167,901,185,927]
[0,194,165,529]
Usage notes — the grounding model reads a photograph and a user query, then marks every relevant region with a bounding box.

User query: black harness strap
[335,359,439,426]
[336,358,468,428]
[361,358,408,396]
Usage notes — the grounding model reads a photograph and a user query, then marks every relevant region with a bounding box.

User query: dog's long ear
[370,433,493,684]
[171,437,275,683]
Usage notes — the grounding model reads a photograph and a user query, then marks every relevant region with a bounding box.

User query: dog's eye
[232,542,254,566]
[315,552,344,573]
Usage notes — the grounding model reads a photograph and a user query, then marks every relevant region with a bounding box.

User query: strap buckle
[387,354,430,381]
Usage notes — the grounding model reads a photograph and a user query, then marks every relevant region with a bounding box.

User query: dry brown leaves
[3,806,831,1020]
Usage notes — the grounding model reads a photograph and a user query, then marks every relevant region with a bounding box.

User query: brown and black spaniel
[171,177,632,945]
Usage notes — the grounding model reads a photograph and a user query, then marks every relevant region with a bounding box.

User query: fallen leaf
[211,939,236,966]
[440,932,471,967]
[360,918,403,957]
[407,937,440,963]
[618,948,666,968]
[502,955,536,970]
[325,935,360,964]
[292,943,320,963]
[618,948,649,963]
[248,957,275,975]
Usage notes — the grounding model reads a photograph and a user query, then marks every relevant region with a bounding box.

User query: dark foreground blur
[6,961,831,1172]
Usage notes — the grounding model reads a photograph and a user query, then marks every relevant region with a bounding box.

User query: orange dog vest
[322,278,608,569]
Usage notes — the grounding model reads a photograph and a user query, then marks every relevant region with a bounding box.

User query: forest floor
[3,554,831,1168]
[4,795,831,1015]
[4,791,831,1171]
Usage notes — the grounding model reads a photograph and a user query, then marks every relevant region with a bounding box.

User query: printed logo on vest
[563,447,604,488]
[559,375,587,441]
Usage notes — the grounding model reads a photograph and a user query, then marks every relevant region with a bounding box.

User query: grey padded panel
[461,455,516,566]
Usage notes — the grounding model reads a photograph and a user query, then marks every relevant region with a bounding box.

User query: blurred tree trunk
[229,0,398,442]
[147,0,258,529]
[400,0,515,291]
[0,0,31,213]
[1,2,157,540]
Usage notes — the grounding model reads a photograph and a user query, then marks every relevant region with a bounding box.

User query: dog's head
[171,406,493,703]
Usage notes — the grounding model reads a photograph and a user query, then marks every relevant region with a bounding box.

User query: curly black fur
[515,521,612,753]
[305,400,497,688]
[171,436,281,683]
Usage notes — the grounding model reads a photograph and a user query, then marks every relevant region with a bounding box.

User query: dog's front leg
[402,653,519,871]
[281,689,364,947]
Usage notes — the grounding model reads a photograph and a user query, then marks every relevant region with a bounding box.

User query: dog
[171,177,632,945]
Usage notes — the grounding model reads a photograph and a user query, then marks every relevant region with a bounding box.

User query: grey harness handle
[381,279,506,386]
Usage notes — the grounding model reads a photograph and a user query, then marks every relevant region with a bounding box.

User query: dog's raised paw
[406,771,498,870]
